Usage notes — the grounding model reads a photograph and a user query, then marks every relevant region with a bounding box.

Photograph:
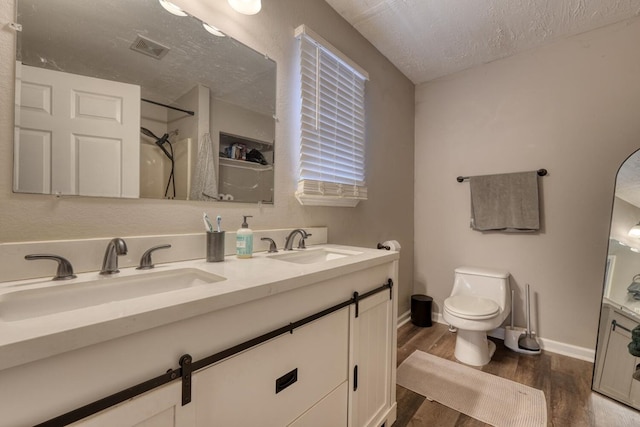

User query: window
[295,25,369,207]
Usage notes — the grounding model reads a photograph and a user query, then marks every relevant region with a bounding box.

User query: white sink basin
[0,268,225,322]
[270,247,363,264]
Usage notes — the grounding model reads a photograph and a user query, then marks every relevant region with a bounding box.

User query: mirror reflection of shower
[140,127,178,199]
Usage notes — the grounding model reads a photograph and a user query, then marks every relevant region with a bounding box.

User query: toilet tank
[452,266,511,310]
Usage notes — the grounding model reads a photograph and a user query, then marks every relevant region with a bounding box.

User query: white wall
[0,1,415,313]
[211,98,275,150]
[415,17,640,350]
[610,196,640,248]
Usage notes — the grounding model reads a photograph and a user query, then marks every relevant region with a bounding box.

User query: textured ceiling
[616,151,640,208]
[326,0,640,84]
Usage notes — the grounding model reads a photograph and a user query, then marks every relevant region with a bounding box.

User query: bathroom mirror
[14,0,276,203]
[592,149,640,409]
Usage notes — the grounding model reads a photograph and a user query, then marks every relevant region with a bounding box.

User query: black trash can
[411,294,433,327]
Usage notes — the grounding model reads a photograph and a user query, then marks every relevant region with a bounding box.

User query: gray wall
[0,0,415,313]
[414,17,640,350]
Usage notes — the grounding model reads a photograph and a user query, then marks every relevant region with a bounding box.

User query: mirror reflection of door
[14,64,140,198]
[593,149,640,409]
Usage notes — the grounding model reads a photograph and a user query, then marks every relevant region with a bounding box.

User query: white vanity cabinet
[193,308,349,426]
[70,382,194,427]
[349,289,394,427]
[593,303,640,409]
[289,381,349,427]
[0,250,398,427]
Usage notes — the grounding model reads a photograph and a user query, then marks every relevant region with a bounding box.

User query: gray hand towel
[470,171,540,232]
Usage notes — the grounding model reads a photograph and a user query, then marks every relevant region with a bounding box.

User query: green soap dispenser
[236,215,254,258]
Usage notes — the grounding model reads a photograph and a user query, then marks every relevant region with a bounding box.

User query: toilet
[443,266,511,366]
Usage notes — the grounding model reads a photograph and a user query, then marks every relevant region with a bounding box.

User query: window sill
[295,193,364,207]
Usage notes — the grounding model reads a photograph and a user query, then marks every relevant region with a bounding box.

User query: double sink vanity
[10,0,398,424]
[0,229,399,427]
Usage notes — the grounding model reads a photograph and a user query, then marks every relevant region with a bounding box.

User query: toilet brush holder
[505,326,541,355]
[505,326,525,351]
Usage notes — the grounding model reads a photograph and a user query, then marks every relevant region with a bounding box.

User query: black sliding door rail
[36,279,393,427]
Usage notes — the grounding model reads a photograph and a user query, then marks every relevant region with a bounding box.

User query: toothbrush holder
[206,231,225,262]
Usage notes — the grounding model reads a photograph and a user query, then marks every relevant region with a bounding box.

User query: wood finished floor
[393,322,640,427]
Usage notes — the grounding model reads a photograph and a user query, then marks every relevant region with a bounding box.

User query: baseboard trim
[536,337,595,362]
[398,311,595,363]
[398,310,411,327]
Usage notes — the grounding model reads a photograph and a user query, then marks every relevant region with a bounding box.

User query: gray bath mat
[397,350,546,426]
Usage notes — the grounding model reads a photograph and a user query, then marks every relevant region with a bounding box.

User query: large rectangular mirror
[14,0,276,203]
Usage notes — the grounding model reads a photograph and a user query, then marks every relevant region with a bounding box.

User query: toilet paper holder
[377,240,401,251]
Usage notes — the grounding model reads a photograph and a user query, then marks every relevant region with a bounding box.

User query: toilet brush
[518,283,541,352]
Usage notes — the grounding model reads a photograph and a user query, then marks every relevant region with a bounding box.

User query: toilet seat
[444,295,500,320]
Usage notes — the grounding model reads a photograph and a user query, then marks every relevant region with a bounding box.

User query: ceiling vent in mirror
[130,35,170,60]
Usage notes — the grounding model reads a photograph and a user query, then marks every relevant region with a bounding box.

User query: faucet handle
[297,233,312,249]
[137,244,172,270]
[25,254,77,280]
[260,237,278,253]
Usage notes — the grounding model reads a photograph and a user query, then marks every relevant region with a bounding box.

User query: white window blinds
[295,25,369,207]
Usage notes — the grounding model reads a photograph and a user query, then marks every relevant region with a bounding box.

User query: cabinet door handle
[612,320,632,333]
[353,365,358,391]
[275,368,298,394]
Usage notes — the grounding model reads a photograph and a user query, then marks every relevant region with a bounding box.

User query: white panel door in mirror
[15,65,140,198]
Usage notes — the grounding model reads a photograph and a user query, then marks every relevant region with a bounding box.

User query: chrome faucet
[137,244,171,270]
[260,237,278,253]
[100,238,128,275]
[284,229,312,251]
[24,254,77,280]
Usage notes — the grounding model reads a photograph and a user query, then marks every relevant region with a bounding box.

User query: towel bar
[456,169,547,183]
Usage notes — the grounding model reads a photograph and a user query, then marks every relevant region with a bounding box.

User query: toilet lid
[444,295,500,319]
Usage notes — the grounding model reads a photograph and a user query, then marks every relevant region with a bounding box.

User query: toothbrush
[216,215,222,232]
[203,213,214,232]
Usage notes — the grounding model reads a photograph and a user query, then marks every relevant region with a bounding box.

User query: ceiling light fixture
[227,0,262,15]
[159,0,188,17]
[202,22,225,37]
[629,221,640,237]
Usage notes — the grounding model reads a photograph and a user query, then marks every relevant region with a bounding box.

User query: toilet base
[453,329,496,366]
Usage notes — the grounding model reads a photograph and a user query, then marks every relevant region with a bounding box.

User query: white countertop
[602,297,640,322]
[0,244,398,371]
